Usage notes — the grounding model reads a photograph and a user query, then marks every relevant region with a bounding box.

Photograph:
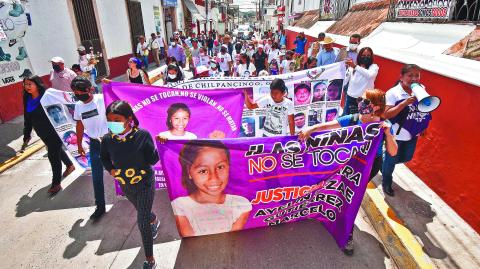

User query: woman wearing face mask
[343,47,379,116]
[22,74,76,194]
[299,88,398,256]
[235,53,256,78]
[216,45,232,77]
[208,59,222,77]
[164,64,184,85]
[267,42,280,65]
[280,51,294,74]
[101,101,160,269]
[126,57,150,85]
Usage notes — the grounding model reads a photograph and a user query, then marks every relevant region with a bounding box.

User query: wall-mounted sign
[163,0,178,7]
[396,0,452,19]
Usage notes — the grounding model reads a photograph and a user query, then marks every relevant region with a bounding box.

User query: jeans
[208,47,213,56]
[382,137,418,188]
[90,139,105,207]
[42,135,73,186]
[342,94,358,116]
[159,47,165,60]
[141,55,148,69]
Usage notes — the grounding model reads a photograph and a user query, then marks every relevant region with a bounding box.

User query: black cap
[71,76,92,91]
[270,78,287,93]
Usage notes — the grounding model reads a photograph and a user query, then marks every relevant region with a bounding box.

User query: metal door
[71,0,108,78]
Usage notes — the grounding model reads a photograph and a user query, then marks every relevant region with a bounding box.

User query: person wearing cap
[252,44,268,74]
[294,32,308,55]
[168,37,186,68]
[217,44,232,76]
[149,33,161,67]
[316,36,340,67]
[244,78,295,137]
[77,46,99,93]
[50,56,77,92]
[136,36,149,69]
[307,32,325,59]
[71,76,109,221]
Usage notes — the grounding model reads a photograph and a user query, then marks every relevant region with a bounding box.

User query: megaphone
[411,83,441,113]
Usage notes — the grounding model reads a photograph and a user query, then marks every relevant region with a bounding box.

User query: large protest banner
[40,89,92,169]
[170,63,346,137]
[158,122,383,248]
[103,81,244,190]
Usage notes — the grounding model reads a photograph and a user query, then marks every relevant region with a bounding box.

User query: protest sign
[40,89,91,169]
[103,82,244,191]
[158,122,383,248]
[170,62,346,137]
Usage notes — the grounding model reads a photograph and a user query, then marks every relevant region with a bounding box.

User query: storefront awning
[184,0,206,22]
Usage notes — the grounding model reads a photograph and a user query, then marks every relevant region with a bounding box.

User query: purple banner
[158,122,383,248]
[103,82,244,191]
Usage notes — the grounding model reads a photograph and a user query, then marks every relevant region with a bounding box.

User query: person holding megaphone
[382,64,440,196]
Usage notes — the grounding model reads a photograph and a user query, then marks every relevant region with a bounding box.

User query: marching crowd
[20,27,430,268]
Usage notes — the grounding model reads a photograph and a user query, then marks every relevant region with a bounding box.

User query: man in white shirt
[136,35,149,69]
[72,76,109,221]
[150,33,161,67]
[217,45,232,76]
[156,31,166,61]
[50,56,77,92]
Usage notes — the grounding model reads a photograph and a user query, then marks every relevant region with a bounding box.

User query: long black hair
[357,47,374,69]
[105,100,140,127]
[22,74,47,108]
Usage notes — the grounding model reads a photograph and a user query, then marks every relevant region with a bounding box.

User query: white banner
[40,89,92,170]
[171,63,346,137]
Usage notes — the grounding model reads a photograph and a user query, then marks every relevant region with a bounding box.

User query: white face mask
[349,43,359,51]
[171,42,176,46]
[168,74,177,79]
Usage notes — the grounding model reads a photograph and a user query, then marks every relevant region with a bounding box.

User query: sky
[233,0,259,11]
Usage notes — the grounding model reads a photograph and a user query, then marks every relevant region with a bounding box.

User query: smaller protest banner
[103,82,245,192]
[40,89,91,169]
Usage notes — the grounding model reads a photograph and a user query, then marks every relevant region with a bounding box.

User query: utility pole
[205,0,209,33]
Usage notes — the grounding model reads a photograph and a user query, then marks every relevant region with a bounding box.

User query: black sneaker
[383,185,395,197]
[143,260,156,269]
[151,218,161,240]
[343,236,354,256]
[90,206,106,221]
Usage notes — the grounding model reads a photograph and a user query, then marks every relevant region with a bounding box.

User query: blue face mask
[107,121,126,135]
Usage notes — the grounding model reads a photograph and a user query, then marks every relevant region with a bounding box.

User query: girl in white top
[171,141,252,236]
[157,103,197,141]
[235,53,256,77]
[267,42,280,64]
[343,47,379,115]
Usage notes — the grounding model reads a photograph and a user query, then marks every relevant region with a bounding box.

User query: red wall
[0,75,50,123]
[0,53,132,122]
[107,54,133,78]
[286,29,480,232]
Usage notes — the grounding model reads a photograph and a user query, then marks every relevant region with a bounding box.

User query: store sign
[396,0,452,19]
[163,0,177,7]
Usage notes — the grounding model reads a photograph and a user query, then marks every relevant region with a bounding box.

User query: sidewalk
[366,165,480,268]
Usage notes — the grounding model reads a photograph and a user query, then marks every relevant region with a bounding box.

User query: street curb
[0,140,45,174]
[361,182,436,269]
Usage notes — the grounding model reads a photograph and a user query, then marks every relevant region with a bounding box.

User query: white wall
[176,0,185,32]
[292,0,320,13]
[140,0,159,38]
[95,0,132,58]
[23,0,79,77]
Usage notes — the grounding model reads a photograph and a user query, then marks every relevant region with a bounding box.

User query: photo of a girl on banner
[157,103,197,140]
[171,140,252,236]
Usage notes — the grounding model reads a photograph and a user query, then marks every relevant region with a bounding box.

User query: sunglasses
[356,97,371,105]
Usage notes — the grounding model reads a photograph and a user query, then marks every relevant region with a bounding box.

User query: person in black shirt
[101,100,160,269]
[22,74,75,194]
[253,44,268,73]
